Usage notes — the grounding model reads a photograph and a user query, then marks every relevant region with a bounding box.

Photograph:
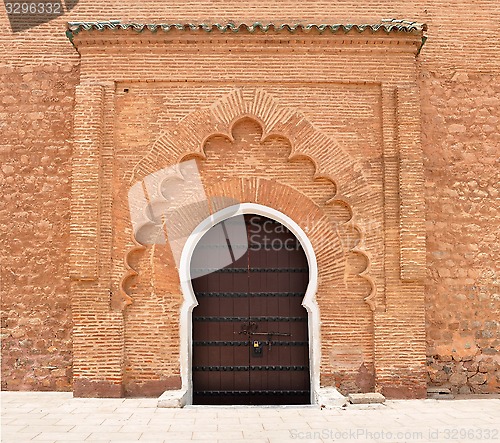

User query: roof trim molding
[66,19,427,43]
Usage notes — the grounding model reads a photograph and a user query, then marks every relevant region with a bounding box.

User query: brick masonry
[0,3,498,398]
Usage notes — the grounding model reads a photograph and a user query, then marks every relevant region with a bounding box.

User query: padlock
[252,340,263,356]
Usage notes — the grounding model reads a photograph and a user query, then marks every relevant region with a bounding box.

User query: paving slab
[1,392,499,443]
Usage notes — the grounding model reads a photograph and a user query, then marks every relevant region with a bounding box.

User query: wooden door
[192,214,310,405]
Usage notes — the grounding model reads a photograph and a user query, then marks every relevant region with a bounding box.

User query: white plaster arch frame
[179,203,320,405]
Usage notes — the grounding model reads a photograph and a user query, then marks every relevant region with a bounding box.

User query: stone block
[458,385,471,395]
[449,372,467,386]
[469,372,487,385]
[157,389,189,408]
[317,387,347,409]
[348,393,385,404]
[478,359,497,373]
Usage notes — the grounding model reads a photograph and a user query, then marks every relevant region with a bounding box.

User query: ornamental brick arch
[123,89,378,312]
[130,88,372,214]
[119,106,380,396]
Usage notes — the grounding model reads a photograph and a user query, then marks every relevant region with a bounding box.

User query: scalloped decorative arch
[120,88,378,311]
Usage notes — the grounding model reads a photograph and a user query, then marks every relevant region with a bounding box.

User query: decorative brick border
[70,83,103,281]
[397,85,426,281]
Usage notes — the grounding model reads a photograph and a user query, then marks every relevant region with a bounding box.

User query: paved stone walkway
[1,392,499,443]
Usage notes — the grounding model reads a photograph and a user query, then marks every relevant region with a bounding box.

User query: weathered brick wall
[0,63,78,390]
[422,71,500,394]
[1,2,498,395]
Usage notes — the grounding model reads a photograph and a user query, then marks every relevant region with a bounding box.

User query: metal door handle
[251,332,291,337]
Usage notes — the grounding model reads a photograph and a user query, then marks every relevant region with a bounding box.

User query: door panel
[192,214,310,405]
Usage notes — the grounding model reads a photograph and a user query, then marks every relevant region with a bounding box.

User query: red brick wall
[1,2,498,395]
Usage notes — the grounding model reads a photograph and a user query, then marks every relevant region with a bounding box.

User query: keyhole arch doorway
[179,203,320,405]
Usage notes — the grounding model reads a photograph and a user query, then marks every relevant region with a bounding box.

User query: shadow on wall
[4,0,79,33]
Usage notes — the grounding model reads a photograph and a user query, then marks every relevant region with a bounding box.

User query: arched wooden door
[191,214,310,405]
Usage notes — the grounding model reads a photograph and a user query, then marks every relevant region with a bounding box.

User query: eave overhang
[66,19,427,55]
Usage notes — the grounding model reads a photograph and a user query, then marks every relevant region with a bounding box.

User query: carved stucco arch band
[178,203,320,404]
[120,88,377,310]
